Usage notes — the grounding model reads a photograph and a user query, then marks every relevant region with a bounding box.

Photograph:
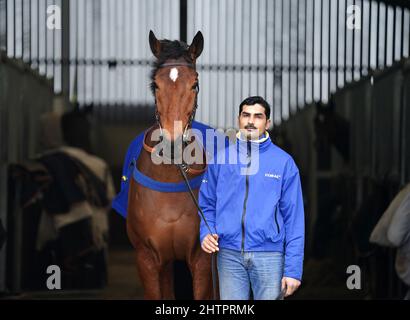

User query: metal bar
[21,0,23,59]
[393,5,396,62]
[180,0,187,42]
[100,0,104,108]
[91,0,94,104]
[5,0,8,53]
[241,0,244,97]
[159,0,163,39]
[384,3,388,66]
[273,0,276,119]
[76,0,79,103]
[61,0,70,103]
[206,0,211,123]
[45,0,48,76]
[117,0,121,111]
[232,0,236,126]
[83,0,87,104]
[336,0,339,87]
[344,0,347,84]
[360,0,363,76]
[122,0,126,106]
[105,0,109,108]
[328,0,331,97]
[296,0,300,109]
[288,0,291,113]
[225,0,228,126]
[408,8,410,58]
[256,0,260,94]
[53,0,56,81]
[129,0,132,106]
[304,0,307,103]
[281,0,284,119]
[264,0,268,108]
[376,0,380,69]
[125,0,129,106]
[3,0,8,55]
[114,0,118,108]
[0,0,3,50]
[20,0,24,60]
[37,0,39,68]
[21,0,24,59]
[14,0,16,57]
[29,0,31,64]
[352,0,355,80]
[218,0,222,126]
[368,0,371,73]
[249,0,252,100]
[312,0,315,101]
[320,0,323,100]
[401,6,404,57]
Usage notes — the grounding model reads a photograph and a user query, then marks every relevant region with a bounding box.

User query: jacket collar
[236,131,272,154]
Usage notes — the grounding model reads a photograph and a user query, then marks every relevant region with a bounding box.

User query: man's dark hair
[239,96,271,119]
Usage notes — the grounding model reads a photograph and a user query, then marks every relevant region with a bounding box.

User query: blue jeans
[217,248,284,300]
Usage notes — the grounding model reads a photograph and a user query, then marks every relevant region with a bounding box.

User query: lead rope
[176,164,218,300]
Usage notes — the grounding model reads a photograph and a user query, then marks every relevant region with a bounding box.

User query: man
[199,96,305,300]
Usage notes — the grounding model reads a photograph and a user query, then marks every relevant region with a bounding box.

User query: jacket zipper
[241,142,251,254]
[274,204,280,234]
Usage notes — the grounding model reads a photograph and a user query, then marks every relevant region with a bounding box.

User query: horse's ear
[149,30,161,58]
[188,31,204,61]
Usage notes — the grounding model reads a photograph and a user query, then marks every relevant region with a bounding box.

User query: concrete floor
[4,248,144,300]
[2,248,371,300]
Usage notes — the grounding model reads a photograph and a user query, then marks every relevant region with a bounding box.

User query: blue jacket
[198,134,305,281]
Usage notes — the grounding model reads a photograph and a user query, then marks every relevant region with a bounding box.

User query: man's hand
[281,277,301,297]
[201,234,219,253]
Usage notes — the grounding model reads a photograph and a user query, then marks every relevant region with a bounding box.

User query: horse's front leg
[127,226,162,299]
[188,246,215,300]
[159,261,175,300]
[134,245,163,300]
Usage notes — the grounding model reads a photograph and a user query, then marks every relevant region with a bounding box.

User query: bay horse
[126,31,215,299]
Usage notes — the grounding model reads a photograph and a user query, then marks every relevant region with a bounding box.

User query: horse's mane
[150,40,193,95]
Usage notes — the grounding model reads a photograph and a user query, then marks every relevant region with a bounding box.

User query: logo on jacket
[265,173,281,179]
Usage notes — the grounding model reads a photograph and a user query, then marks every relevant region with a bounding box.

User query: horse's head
[149,30,204,142]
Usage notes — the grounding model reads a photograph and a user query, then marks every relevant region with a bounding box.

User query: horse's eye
[153,82,159,90]
[192,83,199,91]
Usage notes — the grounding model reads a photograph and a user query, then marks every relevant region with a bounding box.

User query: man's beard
[242,125,259,140]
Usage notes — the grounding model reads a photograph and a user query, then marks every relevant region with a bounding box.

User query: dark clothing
[38,152,109,214]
